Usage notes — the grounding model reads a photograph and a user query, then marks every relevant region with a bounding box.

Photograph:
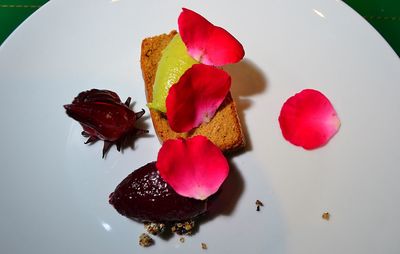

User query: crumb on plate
[139,233,154,247]
[256,199,264,211]
[322,212,330,221]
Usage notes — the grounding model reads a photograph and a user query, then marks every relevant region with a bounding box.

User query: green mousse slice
[148,34,198,113]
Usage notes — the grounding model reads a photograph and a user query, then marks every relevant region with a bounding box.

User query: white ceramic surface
[1,0,400,253]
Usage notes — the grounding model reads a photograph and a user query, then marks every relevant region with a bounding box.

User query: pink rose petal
[156,135,229,200]
[178,8,245,66]
[278,89,341,149]
[166,64,231,133]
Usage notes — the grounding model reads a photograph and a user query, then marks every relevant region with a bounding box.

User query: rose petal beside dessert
[279,89,341,149]
[166,64,231,132]
[157,135,229,200]
[178,8,245,66]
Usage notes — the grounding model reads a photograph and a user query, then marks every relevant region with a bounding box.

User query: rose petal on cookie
[166,64,231,133]
[178,8,245,66]
[278,89,341,149]
[156,136,229,200]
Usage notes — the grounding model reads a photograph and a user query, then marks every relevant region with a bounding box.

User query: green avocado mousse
[148,34,198,113]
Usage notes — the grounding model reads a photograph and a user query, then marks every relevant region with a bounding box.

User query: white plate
[1,0,400,253]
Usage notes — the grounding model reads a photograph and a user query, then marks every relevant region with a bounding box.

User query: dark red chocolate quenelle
[109,162,208,222]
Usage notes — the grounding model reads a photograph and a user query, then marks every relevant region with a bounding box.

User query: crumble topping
[144,222,166,235]
[171,220,195,235]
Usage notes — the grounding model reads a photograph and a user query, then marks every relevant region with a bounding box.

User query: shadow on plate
[223,59,268,153]
[198,159,244,224]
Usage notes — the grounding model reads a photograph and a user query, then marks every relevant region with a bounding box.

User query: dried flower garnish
[139,233,154,247]
[166,64,231,132]
[322,212,330,221]
[64,89,148,158]
[156,135,229,200]
[201,242,208,250]
[179,237,185,243]
[279,89,340,150]
[178,8,245,66]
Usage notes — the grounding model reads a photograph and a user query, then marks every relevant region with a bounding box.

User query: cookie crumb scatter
[322,212,330,221]
[256,199,264,211]
[171,220,195,235]
[139,233,154,247]
[179,237,185,243]
[201,242,208,250]
[144,222,166,235]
